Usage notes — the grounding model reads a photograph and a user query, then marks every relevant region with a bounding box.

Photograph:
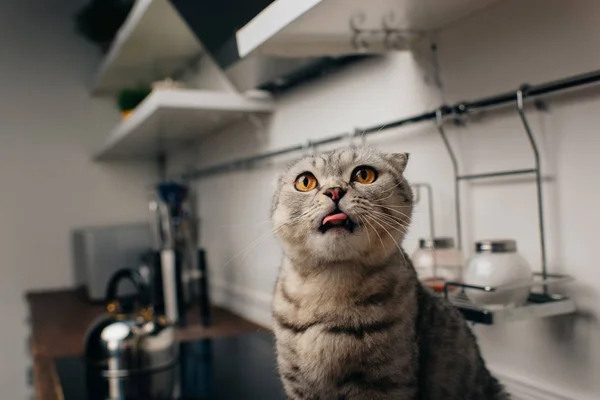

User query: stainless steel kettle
[84,268,178,377]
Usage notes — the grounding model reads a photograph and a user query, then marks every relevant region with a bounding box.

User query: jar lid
[475,239,517,253]
[419,237,455,249]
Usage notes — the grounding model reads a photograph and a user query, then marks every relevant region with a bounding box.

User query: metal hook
[516,88,549,292]
[355,127,367,146]
[350,12,367,32]
[350,12,370,52]
[303,139,311,154]
[382,11,398,30]
[346,131,355,148]
[385,31,406,51]
[435,108,462,250]
[304,139,317,156]
[347,128,364,148]
[352,32,370,53]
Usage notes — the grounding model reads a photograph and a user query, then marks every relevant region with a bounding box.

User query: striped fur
[271,147,509,400]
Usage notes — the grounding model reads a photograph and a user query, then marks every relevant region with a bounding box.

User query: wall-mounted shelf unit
[90,0,503,95]
[444,274,576,325]
[91,0,203,95]
[235,0,502,57]
[94,89,274,160]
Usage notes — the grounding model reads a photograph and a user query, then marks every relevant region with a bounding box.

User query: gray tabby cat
[271,147,509,400]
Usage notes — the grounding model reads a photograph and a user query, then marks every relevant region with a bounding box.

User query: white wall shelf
[91,0,203,95]
[94,89,274,160]
[236,0,502,57]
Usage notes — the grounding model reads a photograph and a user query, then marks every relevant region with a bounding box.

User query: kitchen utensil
[161,247,185,326]
[137,250,165,315]
[464,239,533,308]
[84,268,177,377]
[150,182,189,326]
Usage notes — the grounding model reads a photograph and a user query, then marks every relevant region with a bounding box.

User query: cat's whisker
[353,207,411,231]
[215,219,273,229]
[375,203,413,208]
[356,205,410,233]
[368,216,409,235]
[367,213,409,235]
[368,208,406,220]
[355,215,372,247]
[377,219,408,265]
[369,179,405,202]
[373,188,400,203]
[356,208,404,228]
[366,215,407,264]
[219,210,313,270]
[373,205,412,219]
[361,215,386,253]
[368,209,409,227]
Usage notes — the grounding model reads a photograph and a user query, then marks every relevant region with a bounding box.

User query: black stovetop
[54,331,286,400]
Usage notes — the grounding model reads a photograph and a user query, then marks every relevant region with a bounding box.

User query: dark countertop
[26,288,268,400]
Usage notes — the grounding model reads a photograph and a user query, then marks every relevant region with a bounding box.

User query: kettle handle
[105,268,152,315]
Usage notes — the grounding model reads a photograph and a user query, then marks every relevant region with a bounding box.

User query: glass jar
[412,237,464,293]
[464,239,533,308]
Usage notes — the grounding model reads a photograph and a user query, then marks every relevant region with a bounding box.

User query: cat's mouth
[319,209,355,233]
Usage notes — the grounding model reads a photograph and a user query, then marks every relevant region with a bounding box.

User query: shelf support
[457,168,536,180]
[435,108,462,250]
[516,87,549,294]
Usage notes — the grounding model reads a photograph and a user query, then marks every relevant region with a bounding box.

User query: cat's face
[272,147,412,265]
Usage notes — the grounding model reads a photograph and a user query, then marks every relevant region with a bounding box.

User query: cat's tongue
[322,212,348,226]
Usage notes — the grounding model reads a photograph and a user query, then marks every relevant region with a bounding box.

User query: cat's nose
[323,187,346,203]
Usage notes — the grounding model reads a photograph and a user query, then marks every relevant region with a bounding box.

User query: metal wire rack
[442,274,575,325]
[433,87,577,324]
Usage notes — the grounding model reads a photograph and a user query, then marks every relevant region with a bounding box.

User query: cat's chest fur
[272,258,419,394]
[274,267,368,375]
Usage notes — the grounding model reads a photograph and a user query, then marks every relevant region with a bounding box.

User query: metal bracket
[350,10,416,52]
[516,88,549,293]
[346,127,366,147]
[350,12,371,52]
[435,108,462,250]
[303,139,317,156]
[435,89,549,293]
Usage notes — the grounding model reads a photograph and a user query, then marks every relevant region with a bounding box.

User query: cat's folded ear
[385,152,410,173]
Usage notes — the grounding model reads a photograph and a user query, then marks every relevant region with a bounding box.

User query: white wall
[437,1,600,398]
[170,0,600,399]
[0,1,157,397]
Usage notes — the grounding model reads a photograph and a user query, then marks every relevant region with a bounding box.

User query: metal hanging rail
[180,69,600,181]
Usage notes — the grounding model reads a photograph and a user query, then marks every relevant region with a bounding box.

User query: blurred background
[1,0,599,399]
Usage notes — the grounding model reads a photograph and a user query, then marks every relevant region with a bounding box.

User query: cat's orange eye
[351,166,377,184]
[294,172,318,192]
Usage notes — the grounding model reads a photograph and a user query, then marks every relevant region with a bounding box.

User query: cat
[271,146,509,400]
